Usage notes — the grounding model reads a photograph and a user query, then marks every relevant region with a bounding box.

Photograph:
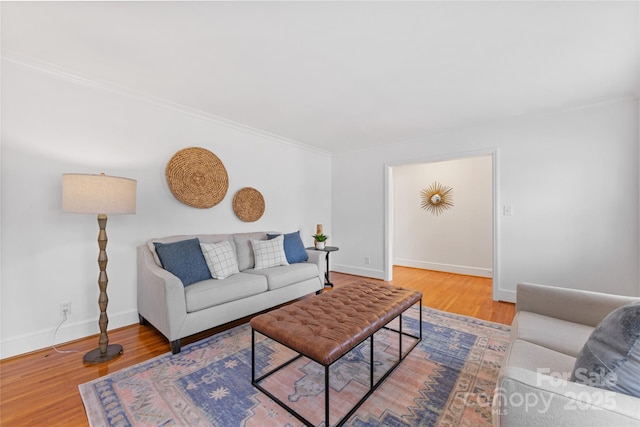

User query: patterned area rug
[80,306,510,427]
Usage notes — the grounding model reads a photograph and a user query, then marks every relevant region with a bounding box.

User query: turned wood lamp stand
[62,173,137,364]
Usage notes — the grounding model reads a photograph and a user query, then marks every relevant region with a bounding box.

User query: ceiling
[2,1,639,153]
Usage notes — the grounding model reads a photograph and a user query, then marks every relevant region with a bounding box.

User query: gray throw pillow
[570,302,640,397]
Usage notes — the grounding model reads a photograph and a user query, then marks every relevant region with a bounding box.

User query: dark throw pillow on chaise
[571,301,640,397]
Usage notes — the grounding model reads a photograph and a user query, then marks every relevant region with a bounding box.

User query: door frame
[384,147,500,300]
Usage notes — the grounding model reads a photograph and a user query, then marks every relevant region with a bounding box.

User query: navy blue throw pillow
[268,231,308,264]
[153,238,211,286]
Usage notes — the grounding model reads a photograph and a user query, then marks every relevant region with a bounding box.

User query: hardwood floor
[0,267,514,426]
[385,267,515,325]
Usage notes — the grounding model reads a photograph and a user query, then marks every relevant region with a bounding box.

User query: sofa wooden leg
[171,339,181,354]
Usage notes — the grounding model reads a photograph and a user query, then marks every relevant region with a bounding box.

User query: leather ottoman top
[250,281,422,365]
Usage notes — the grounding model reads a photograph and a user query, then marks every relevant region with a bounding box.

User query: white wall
[333,98,639,301]
[1,58,638,360]
[0,57,332,358]
[393,156,493,277]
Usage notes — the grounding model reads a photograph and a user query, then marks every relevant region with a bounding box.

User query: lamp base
[83,344,123,364]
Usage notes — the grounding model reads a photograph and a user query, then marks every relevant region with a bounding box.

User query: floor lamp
[63,173,137,364]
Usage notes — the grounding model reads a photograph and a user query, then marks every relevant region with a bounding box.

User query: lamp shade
[63,173,137,214]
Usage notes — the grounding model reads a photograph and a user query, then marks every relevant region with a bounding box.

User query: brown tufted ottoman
[250,281,422,427]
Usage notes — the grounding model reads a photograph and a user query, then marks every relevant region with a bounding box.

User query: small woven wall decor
[421,181,454,215]
[166,147,229,208]
[233,187,265,222]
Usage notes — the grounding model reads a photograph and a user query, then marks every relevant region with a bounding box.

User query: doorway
[384,149,498,299]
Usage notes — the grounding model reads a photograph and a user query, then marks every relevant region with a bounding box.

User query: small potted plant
[312,233,328,250]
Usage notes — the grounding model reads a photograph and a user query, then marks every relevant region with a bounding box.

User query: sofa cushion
[153,238,211,286]
[233,232,267,271]
[504,339,577,378]
[251,234,289,270]
[184,273,268,312]
[512,311,594,357]
[245,262,319,290]
[571,302,640,397]
[200,240,240,279]
[268,231,308,264]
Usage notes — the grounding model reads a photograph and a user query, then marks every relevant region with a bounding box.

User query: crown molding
[2,50,331,157]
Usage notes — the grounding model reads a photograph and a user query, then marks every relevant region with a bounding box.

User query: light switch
[503,204,513,216]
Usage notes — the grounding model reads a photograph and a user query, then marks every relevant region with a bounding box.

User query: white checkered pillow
[200,241,240,279]
[251,234,289,270]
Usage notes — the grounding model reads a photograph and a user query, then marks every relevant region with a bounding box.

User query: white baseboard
[495,288,517,303]
[332,264,386,280]
[394,258,493,278]
[0,284,515,360]
[0,310,139,360]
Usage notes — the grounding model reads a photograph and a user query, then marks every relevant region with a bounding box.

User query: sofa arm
[137,245,187,341]
[493,366,640,427]
[306,249,327,286]
[516,282,639,327]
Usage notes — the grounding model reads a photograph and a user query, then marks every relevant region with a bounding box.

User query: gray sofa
[137,232,325,353]
[493,282,640,426]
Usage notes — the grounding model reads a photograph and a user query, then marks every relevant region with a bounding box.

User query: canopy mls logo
[459,368,619,416]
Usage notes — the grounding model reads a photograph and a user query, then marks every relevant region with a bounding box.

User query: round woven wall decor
[166,147,229,208]
[233,187,265,222]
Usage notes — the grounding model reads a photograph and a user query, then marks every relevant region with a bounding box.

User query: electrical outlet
[60,302,71,317]
[365,256,371,265]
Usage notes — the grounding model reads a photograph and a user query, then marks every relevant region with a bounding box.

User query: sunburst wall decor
[420,181,454,215]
